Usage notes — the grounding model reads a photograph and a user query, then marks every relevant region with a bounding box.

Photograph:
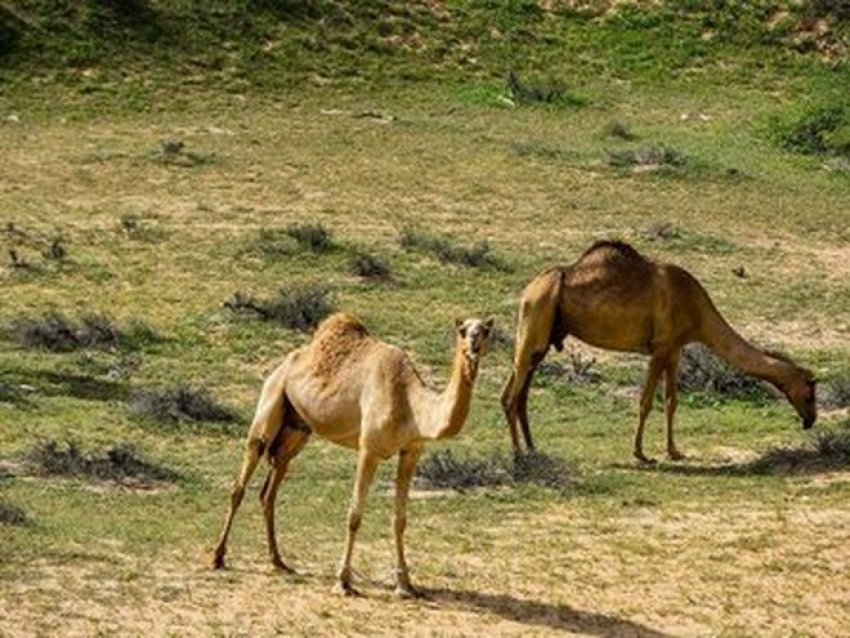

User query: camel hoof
[272,559,296,575]
[211,552,226,570]
[332,581,360,597]
[667,450,686,462]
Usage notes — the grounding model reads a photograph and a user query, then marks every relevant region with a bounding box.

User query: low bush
[285,222,334,253]
[224,284,336,331]
[416,449,574,493]
[23,440,179,483]
[129,385,236,424]
[5,313,160,353]
[349,250,391,281]
[0,501,29,526]
[399,226,505,269]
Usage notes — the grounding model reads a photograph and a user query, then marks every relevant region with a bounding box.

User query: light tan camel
[501,240,817,463]
[212,312,493,597]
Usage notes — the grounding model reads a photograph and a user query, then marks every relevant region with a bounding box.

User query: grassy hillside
[1,2,850,636]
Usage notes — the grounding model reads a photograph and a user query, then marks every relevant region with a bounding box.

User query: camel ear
[484,318,494,333]
[455,318,466,337]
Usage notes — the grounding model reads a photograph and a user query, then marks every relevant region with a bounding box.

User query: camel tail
[548,269,568,352]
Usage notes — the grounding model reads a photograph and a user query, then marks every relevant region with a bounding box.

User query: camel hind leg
[260,420,311,573]
[211,363,289,569]
[502,270,564,454]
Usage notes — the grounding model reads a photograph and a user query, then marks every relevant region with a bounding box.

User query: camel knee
[347,508,362,534]
[393,513,407,536]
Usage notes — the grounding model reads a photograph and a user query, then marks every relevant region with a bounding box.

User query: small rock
[732,266,746,278]
[6,114,20,124]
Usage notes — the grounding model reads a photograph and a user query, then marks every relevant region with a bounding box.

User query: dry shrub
[416,449,574,493]
[0,501,29,526]
[349,250,391,281]
[24,440,178,483]
[5,313,159,353]
[399,226,505,269]
[285,222,334,253]
[224,285,336,331]
[130,385,236,424]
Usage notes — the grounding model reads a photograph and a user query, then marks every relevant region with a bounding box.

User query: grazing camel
[501,240,817,463]
[212,312,493,597]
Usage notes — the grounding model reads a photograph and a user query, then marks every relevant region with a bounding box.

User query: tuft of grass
[822,372,850,409]
[504,70,588,108]
[679,344,767,399]
[603,120,637,140]
[129,385,236,424]
[349,249,391,281]
[224,284,336,331]
[537,348,601,385]
[23,440,179,483]
[152,140,215,167]
[253,228,297,258]
[769,103,850,157]
[285,223,334,253]
[0,501,29,526]
[5,313,160,353]
[607,145,687,173]
[399,226,506,270]
[416,449,508,491]
[745,422,850,474]
[416,449,574,494]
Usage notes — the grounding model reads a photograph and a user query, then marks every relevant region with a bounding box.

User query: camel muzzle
[802,416,815,430]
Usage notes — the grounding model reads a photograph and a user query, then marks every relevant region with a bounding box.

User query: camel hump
[310,312,373,381]
[314,312,371,340]
[581,239,647,263]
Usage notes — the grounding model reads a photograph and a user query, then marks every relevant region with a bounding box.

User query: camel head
[783,370,817,430]
[454,317,494,368]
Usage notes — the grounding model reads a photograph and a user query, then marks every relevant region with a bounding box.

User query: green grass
[1,2,850,635]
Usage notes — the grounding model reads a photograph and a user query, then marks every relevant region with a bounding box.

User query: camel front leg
[335,448,380,596]
[634,355,667,464]
[665,351,684,461]
[261,428,311,572]
[393,447,423,599]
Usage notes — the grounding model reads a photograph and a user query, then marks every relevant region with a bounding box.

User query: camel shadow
[423,586,672,637]
[612,448,850,478]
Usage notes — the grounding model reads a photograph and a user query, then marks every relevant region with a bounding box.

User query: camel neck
[416,345,477,441]
[698,306,797,390]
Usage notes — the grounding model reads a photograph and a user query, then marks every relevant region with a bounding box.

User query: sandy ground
[2,497,849,638]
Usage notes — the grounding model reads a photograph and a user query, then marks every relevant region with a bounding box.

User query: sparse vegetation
[129,385,236,425]
[23,440,179,483]
[744,421,850,474]
[607,145,687,174]
[0,501,29,526]
[603,120,637,140]
[4,313,160,353]
[416,449,574,494]
[285,223,334,253]
[349,249,391,281]
[770,103,850,157]
[823,372,850,408]
[399,226,505,269]
[224,285,336,331]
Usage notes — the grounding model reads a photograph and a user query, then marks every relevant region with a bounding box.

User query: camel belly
[564,306,654,354]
